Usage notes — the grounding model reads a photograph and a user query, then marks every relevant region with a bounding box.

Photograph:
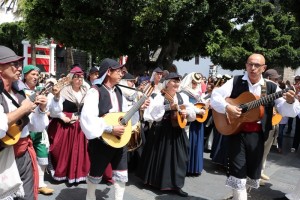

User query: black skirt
[137,119,189,189]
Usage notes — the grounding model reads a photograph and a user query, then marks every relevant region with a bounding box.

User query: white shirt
[143,92,196,122]
[80,87,130,140]
[0,92,49,139]
[210,72,300,118]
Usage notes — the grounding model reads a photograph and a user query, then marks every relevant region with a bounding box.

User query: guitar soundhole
[16,120,22,125]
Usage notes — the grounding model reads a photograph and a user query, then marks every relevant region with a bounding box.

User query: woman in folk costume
[137,72,196,197]
[48,66,90,183]
[22,65,54,195]
[179,72,207,176]
[149,67,163,97]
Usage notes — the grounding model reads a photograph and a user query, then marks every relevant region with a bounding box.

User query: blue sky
[174,57,244,78]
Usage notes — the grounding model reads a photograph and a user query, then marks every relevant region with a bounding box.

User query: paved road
[39,135,300,200]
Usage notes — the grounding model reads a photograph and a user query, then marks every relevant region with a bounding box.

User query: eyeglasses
[246,62,265,68]
[295,79,300,81]
[73,75,84,79]
[8,61,23,68]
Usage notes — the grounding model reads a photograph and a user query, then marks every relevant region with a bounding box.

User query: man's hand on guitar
[35,95,48,112]
[21,98,37,113]
[112,125,125,137]
[141,98,150,110]
[283,90,296,104]
[225,104,242,119]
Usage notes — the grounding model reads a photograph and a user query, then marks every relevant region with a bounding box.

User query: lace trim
[0,183,24,200]
[87,175,102,184]
[37,157,48,165]
[225,176,247,190]
[246,177,260,189]
[112,170,128,183]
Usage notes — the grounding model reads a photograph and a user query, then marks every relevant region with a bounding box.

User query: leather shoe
[38,187,54,195]
[176,189,188,197]
[261,174,270,180]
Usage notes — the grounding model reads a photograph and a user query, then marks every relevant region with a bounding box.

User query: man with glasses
[80,58,149,200]
[211,53,300,200]
[0,45,49,199]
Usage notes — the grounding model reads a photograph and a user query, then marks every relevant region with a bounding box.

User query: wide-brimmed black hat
[153,67,163,73]
[98,58,124,78]
[122,73,135,80]
[0,45,24,64]
[89,66,99,74]
[165,72,182,80]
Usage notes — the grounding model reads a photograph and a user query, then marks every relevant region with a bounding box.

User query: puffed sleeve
[48,95,66,119]
[0,105,8,139]
[27,106,49,132]
[80,88,107,140]
[143,93,166,122]
[180,92,196,122]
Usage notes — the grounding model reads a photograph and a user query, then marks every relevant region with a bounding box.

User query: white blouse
[143,92,196,122]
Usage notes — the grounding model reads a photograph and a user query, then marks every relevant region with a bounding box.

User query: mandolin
[101,82,154,148]
[212,86,294,135]
[161,89,187,128]
[1,77,70,146]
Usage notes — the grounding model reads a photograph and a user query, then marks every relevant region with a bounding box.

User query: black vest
[231,75,277,133]
[94,84,123,117]
[162,92,184,120]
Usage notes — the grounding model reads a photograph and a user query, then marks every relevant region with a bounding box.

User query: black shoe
[176,189,188,197]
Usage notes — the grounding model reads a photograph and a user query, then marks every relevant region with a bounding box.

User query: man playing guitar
[80,58,149,200]
[210,53,300,200]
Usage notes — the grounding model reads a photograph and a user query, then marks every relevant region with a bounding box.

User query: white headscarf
[179,72,201,98]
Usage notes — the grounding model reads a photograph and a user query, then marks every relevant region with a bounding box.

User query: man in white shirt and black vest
[80,58,149,200]
[210,53,300,200]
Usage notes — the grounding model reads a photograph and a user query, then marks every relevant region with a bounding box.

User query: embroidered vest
[94,84,123,117]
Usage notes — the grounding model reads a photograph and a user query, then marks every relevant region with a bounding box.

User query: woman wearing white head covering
[180,72,206,176]
[137,72,195,197]
[149,67,163,97]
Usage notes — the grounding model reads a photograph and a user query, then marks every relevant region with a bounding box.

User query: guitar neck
[120,94,147,125]
[240,87,291,112]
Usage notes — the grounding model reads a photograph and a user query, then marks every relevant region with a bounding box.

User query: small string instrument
[161,89,187,128]
[102,82,154,148]
[1,76,70,146]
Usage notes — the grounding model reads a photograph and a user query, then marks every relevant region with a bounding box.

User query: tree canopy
[3,0,300,72]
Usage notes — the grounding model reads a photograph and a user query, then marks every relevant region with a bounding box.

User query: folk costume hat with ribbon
[0,45,24,64]
[94,58,124,85]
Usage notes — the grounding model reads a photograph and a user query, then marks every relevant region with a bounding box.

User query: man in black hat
[87,67,99,85]
[0,45,49,199]
[80,58,149,200]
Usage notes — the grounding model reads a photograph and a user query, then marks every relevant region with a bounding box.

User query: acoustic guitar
[1,77,70,146]
[101,82,154,148]
[212,87,294,135]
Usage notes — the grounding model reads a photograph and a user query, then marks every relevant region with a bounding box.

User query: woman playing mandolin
[179,72,207,176]
[137,72,196,197]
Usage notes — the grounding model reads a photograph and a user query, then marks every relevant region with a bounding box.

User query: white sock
[86,179,97,200]
[37,164,47,188]
[114,181,125,200]
[233,189,247,200]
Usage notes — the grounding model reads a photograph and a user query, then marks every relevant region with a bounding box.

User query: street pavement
[39,133,300,200]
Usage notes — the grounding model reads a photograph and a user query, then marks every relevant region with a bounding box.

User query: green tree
[210,1,300,70]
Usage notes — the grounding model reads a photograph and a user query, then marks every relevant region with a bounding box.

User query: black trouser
[88,138,127,179]
[292,116,300,150]
[228,131,264,180]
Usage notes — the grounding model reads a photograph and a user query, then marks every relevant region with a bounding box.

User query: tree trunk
[30,39,36,66]
[65,47,74,72]
[156,40,179,72]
